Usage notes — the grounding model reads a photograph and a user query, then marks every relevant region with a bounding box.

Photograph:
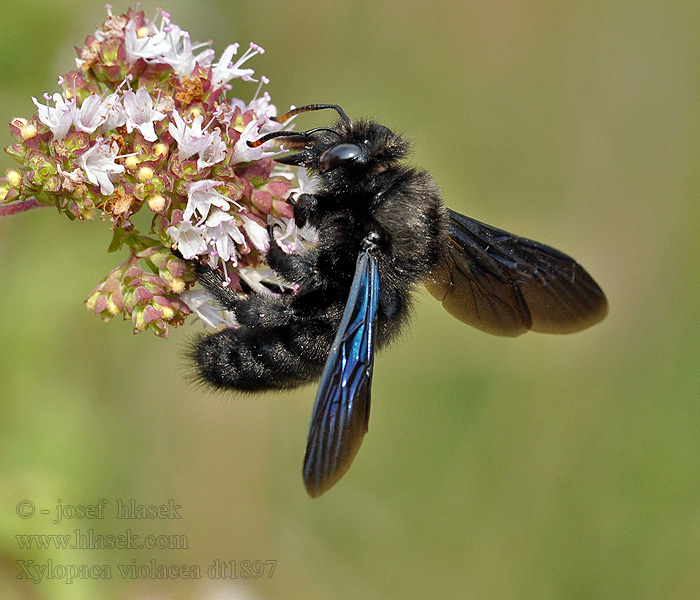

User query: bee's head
[247,104,409,177]
[311,119,410,176]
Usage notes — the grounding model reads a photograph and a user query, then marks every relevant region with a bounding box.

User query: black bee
[188,104,608,497]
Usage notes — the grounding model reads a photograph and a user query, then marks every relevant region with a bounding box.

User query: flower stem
[0,198,47,218]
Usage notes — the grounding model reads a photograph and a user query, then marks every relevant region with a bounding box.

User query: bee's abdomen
[191,320,335,392]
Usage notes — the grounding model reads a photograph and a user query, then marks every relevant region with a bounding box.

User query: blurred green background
[1,1,699,599]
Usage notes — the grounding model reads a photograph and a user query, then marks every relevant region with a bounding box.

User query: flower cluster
[1,6,311,337]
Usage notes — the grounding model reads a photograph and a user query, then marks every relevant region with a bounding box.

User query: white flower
[124,12,214,75]
[231,119,267,164]
[169,111,226,169]
[157,25,193,73]
[211,42,264,89]
[183,180,234,223]
[241,215,269,252]
[78,139,125,195]
[271,217,318,254]
[230,87,282,136]
[238,266,289,296]
[73,94,108,134]
[291,166,318,195]
[197,129,226,170]
[124,16,171,65]
[154,25,210,75]
[265,169,319,253]
[166,219,207,259]
[100,92,127,132]
[203,208,245,265]
[169,111,208,160]
[32,93,76,141]
[250,93,279,131]
[122,87,166,142]
[179,288,237,328]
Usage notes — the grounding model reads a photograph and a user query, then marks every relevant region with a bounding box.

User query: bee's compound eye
[319,143,362,172]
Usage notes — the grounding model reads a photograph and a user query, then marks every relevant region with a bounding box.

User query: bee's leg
[265,226,323,288]
[191,261,300,329]
[233,292,296,328]
[288,193,316,228]
[190,260,242,312]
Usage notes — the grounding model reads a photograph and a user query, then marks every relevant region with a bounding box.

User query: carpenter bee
[189,104,608,497]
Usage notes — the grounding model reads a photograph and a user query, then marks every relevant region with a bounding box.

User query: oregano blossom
[0,6,316,338]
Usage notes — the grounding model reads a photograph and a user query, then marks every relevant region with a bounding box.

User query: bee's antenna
[273,104,351,124]
[247,127,341,148]
[247,104,351,148]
